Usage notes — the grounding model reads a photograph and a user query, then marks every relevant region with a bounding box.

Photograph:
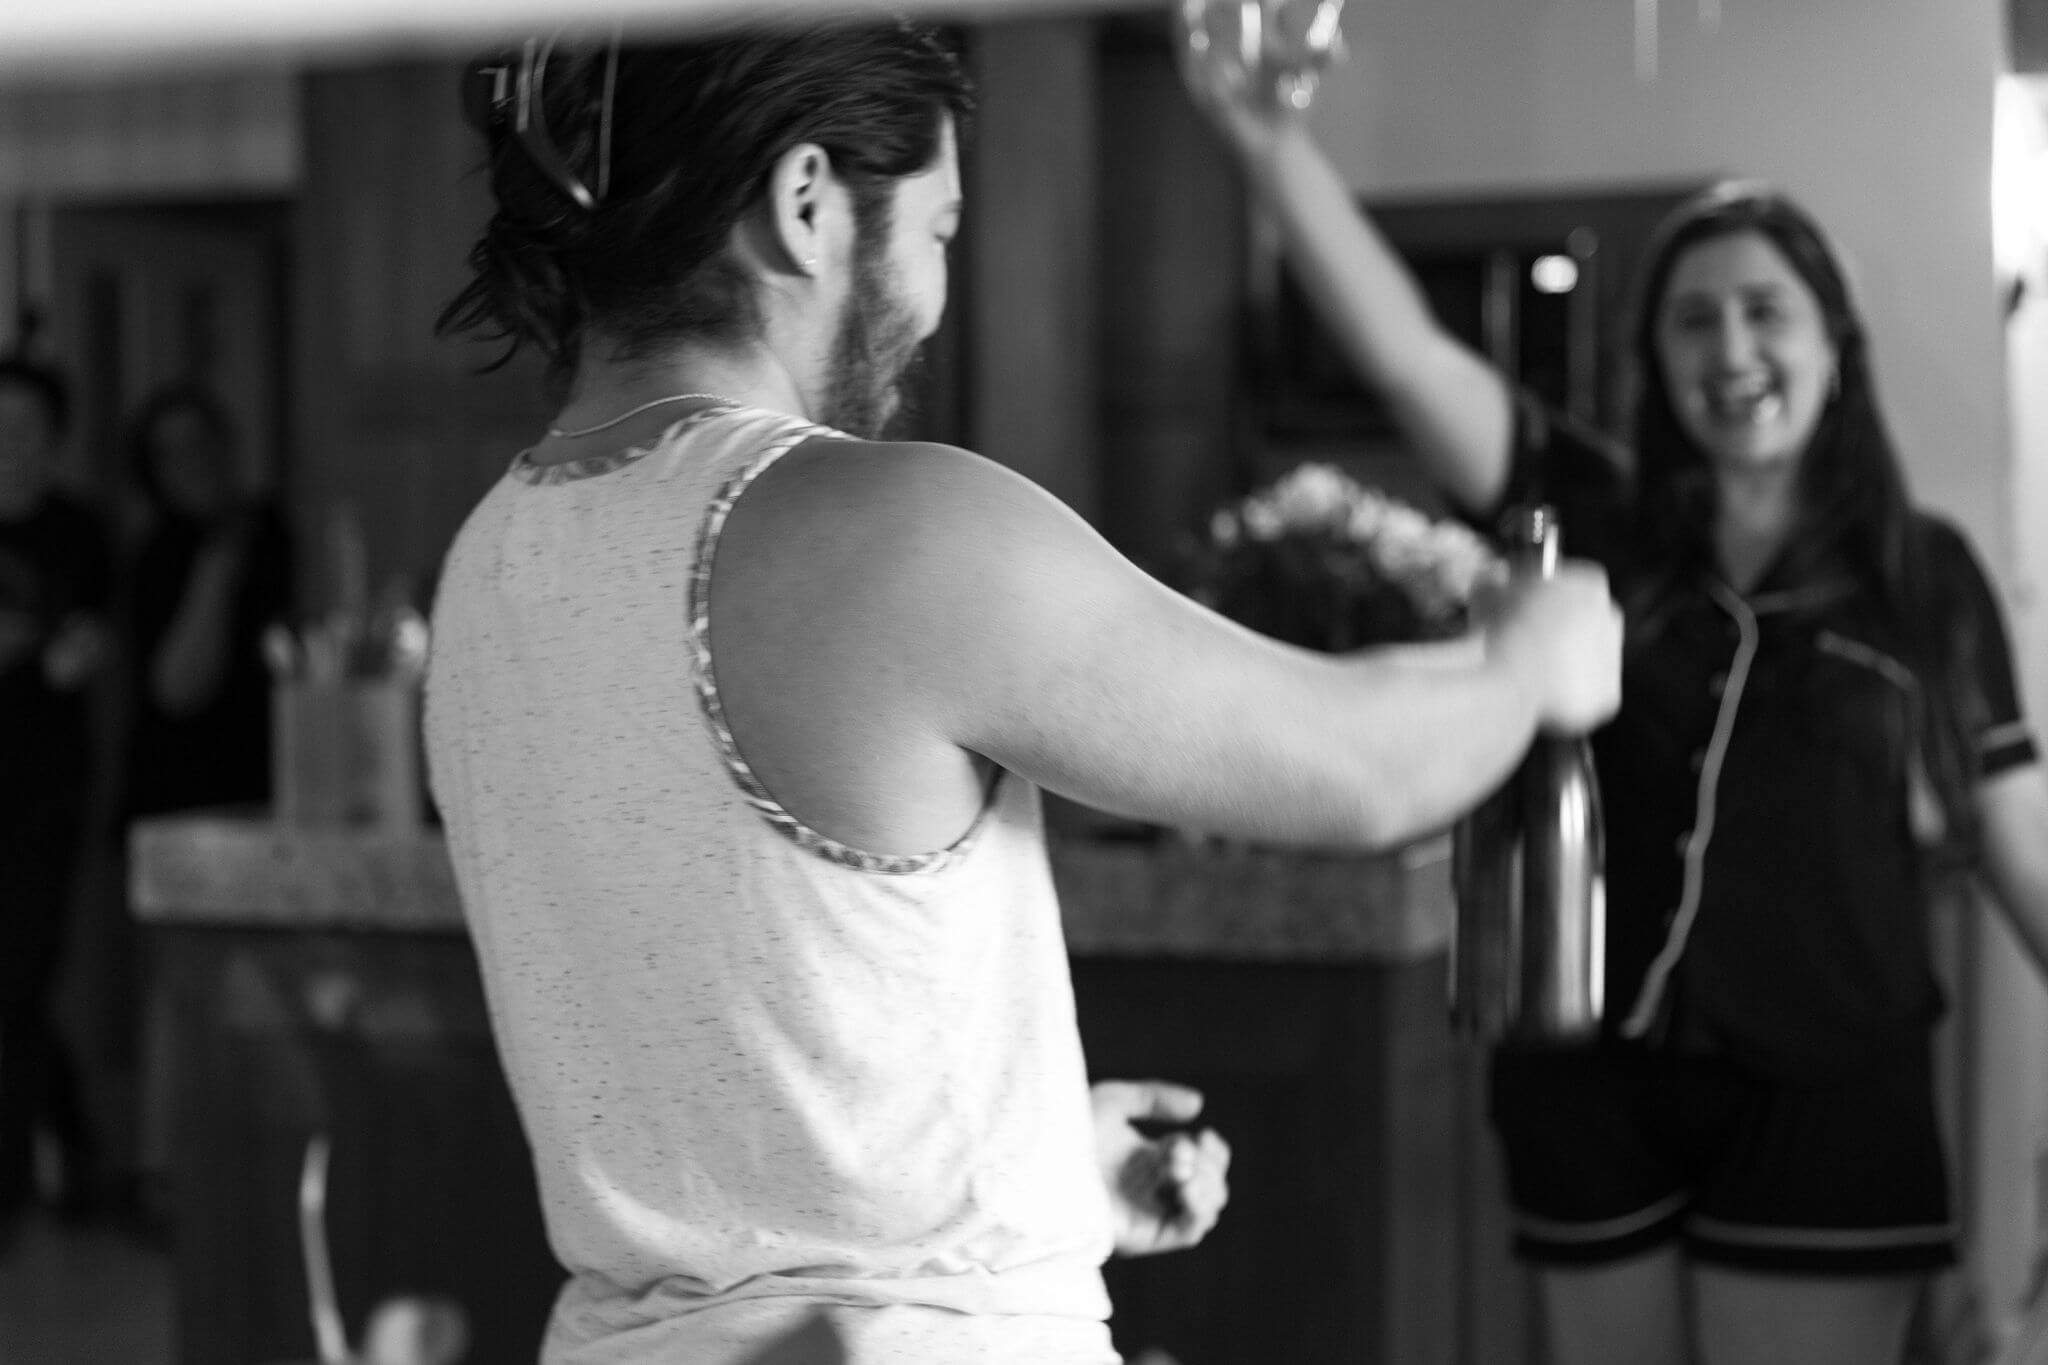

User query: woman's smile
[1657,230,1837,473]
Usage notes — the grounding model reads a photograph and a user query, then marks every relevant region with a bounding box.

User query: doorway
[45,199,291,512]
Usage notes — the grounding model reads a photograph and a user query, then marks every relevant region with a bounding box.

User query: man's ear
[765,142,835,277]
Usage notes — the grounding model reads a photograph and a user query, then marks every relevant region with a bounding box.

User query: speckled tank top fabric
[424,404,1117,1365]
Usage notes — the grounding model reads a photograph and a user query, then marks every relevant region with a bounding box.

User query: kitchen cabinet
[134,816,1527,1365]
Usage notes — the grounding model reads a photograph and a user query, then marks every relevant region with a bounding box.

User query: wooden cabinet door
[160,928,559,1365]
[1072,954,1538,1365]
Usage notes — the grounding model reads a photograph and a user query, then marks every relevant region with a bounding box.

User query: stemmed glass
[1177,0,1349,113]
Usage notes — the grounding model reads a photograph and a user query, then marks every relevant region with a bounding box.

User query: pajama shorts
[1486,1037,1956,1274]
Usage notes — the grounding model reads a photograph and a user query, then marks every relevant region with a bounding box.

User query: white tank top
[425,404,1117,1365]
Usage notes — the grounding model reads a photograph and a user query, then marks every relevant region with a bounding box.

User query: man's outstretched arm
[790,441,1621,852]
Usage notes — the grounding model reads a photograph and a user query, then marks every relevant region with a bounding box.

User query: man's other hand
[1091,1079,1231,1258]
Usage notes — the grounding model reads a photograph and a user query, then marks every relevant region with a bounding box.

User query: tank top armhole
[685,424,1007,876]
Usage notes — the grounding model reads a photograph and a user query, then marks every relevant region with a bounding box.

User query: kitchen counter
[135,811,1515,1365]
[129,812,1454,962]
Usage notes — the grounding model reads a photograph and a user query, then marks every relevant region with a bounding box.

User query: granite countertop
[130,814,1452,964]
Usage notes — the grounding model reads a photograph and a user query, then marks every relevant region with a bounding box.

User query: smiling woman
[1197,36,2048,1357]
[1653,233,1839,488]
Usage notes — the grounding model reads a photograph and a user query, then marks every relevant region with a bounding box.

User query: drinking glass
[1178,0,1349,112]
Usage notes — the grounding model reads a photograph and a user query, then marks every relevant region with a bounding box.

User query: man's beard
[818,238,927,441]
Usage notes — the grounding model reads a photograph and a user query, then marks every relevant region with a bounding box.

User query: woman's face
[1654,229,1839,477]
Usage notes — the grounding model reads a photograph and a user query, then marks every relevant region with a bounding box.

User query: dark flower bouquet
[1182,462,1499,650]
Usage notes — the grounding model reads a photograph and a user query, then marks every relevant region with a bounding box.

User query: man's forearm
[1331,640,1543,848]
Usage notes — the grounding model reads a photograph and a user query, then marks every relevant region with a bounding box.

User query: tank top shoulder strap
[675,406,1010,876]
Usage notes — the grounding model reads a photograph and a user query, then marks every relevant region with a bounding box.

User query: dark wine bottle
[1449,505,1606,1044]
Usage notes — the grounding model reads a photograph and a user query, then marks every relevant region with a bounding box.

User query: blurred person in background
[121,383,292,820]
[425,18,1619,1365]
[1188,56,2048,1365]
[118,383,293,1236]
[0,349,111,1241]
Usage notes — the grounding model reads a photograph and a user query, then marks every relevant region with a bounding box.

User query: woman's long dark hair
[1628,182,1980,858]
[436,21,974,392]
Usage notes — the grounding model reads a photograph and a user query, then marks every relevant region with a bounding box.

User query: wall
[964,20,1102,519]
[1095,17,1246,572]
[0,68,300,347]
[290,62,551,611]
[0,69,299,199]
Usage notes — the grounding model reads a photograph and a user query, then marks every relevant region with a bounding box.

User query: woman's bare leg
[1536,1245,1690,1365]
[1692,1265,1923,1365]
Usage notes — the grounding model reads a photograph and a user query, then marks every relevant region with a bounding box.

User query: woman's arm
[1978,764,2048,980]
[149,525,252,716]
[1188,87,1516,513]
[1935,520,2048,976]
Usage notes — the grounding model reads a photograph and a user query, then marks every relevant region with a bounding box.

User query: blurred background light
[1528,253,1579,295]
[1993,73,2048,288]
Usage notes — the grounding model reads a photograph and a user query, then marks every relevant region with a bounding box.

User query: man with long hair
[425,22,1621,1364]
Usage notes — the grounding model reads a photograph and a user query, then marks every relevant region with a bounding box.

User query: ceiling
[3,0,2045,81]
[0,0,1147,79]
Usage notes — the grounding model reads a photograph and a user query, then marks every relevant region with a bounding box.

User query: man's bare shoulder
[742,433,1077,562]
[712,431,1108,666]
[768,433,1030,505]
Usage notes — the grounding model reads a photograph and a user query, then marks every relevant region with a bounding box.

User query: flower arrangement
[1182,462,1500,650]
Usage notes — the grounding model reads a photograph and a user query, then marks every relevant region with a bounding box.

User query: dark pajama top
[1490,394,2038,1081]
